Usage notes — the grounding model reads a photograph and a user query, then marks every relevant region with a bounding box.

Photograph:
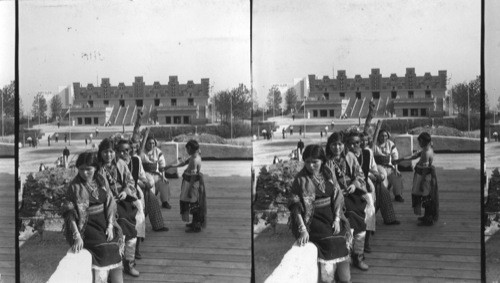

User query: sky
[486,1,500,110]
[0,0,15,87]
[19,0,250,114]
[253,0,481,107]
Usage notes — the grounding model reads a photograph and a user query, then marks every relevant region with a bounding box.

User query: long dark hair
[74,151,105,186]
[302,144,332,179]
[325,132,345,158]
[97,138,116,164]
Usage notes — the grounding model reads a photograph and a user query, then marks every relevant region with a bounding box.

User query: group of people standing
[288,129,438,282]
[62,136,206,283]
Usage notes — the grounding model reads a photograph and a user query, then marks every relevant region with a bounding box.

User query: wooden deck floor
[0,160,15,283]
[351,165,481,282]
[126,173,252,283]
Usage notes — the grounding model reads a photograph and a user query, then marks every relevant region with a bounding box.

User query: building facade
[306,68,447,119]
[70,76,210,126]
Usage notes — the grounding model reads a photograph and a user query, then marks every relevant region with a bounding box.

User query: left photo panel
[0,0,16,282]
[18,1,252,282]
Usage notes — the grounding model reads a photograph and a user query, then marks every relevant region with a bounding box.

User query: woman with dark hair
[395,132,438,226]
[141,136,171,209]
[97,138,140,277]
[288,144,352,282]
[63,152,123,283]
[373,129,405,202]
[325,132,369,271]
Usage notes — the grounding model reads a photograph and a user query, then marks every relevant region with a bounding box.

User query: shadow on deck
[125,175,252,283]
[255,166,481,283]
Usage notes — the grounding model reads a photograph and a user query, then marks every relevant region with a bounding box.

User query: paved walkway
[125,162,252,283]
[0,160,15,283]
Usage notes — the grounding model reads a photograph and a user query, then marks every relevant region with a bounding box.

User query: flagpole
[303,98,306,138]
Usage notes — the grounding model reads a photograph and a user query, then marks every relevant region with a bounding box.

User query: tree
[31,92,48,124]
[212,84,252,123]
[266,86,282,116]
[451,76,481,114]
[0,81,15,117]
[284,87,298,113]
[50,95,63,120]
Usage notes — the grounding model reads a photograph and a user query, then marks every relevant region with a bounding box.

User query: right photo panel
[252,1,481,282]
[485,1,500,282]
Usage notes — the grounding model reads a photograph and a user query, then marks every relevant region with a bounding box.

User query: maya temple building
[69,76,210,126]
[306,68,448,119]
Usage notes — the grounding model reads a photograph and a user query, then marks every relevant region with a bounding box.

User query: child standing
[168,140,206,233]
[396,132,438,226]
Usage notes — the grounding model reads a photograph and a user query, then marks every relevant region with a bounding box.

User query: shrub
[254,160,303,211]
[20,167,76,218]
[143,121,252,141]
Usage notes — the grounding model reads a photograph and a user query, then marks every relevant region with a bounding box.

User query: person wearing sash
[326,132,369,271]
[63,152,124,283]
[97,138,140,277]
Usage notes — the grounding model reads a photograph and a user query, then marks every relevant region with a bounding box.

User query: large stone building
[306,68,447,119]
[70,76,210,126]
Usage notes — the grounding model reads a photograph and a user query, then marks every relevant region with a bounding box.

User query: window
[78,117,83,125]
[173,116,182,124]
[136,100,143,107]
[425,90,431,98]
[372,92,380,99]
[403,109,408,117]
[166,117,172,124]
[320,110,328,117]
[104,100,109,106]
[391,91,397,99]
[94,117,99,124]
[171,99,177,106]
[421,108,427,116]
[313,110,318,117]
[339,92,345,98]
[119,100,125,107]
[411,108,419,116]
[408,91,414,99]
[323,93,329,100]
[356,92,361,99]
[329,110,335,117]
[183,116,190,124]
[84,117,92,125]
[155,99,160,106]
[188,98,194,106]
[88,100,93,107]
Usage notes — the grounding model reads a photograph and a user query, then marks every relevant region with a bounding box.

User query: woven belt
[88,204,104,215]
[314,197,331,208]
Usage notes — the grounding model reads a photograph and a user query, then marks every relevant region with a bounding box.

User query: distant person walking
[48,136,51,147]
[282,128,286,139]
[95,127,99,137]
[290,126,294,136]
[292,114,295,121]
[64,134,67,143]
[55,133,59,143]
[299,126,302,136]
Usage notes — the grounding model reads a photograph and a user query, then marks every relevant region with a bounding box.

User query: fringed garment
[179,171,207,228]
[288,168,352,264]
[327,152,368,235]
[100,160,138,239]
[411,165,439,221]
[63,175,123,270]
